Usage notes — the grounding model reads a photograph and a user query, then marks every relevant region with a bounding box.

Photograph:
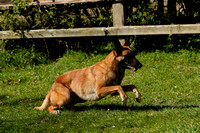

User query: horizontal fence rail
[0,0,112,10]
[0,24,200,39]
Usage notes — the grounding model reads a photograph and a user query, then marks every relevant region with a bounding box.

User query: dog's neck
[103,51,125,72]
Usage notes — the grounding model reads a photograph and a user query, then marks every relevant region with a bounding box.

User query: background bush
[0,0,199,69]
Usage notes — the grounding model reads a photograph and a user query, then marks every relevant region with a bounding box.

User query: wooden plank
[0,0,104,5]
[0,0,108,10]
[1,24,200,39]
[112,1,125,44]
[32,0,105,5]
[112,2,124,27]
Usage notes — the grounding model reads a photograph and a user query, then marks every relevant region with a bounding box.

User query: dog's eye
[125,53,134,59]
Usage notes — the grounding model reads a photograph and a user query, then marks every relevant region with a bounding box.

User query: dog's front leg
[122,85,141,103]
[96,86,128,105]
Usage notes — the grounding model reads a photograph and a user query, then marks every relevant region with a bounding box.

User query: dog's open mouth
[126,65,137,71]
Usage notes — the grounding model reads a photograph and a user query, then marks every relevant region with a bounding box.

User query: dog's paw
[136,98,141,103]
[133,90,141,103]
[53,110,61,114]
[136,93,141,103]
[121,95,128,105]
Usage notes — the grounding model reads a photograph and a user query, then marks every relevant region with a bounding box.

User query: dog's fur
[34,39,142,114]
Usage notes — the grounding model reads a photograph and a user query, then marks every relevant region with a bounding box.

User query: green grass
[0,50,200,132]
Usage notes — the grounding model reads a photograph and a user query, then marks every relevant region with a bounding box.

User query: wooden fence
[1,24,200,39]
[0,0,200,40]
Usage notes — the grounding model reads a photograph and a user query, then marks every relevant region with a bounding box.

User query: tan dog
[34,39,142,114]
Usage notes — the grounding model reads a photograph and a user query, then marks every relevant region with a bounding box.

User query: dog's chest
[105,70,124,85]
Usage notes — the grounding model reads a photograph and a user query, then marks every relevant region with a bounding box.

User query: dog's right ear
[114,39,123,56]
[124,38,131,46]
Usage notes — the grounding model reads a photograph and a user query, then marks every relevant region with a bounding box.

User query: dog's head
[113,39,142,71]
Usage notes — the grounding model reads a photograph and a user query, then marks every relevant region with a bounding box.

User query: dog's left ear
[124,38,131,46]
[114,39,123,56]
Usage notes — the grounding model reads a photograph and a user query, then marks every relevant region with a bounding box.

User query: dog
[34,39,142,114]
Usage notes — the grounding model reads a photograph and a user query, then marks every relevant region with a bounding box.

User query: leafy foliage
[0,2,112,31]
[0,40,50,69]
[124,0,200,52]
[0,0,200,68]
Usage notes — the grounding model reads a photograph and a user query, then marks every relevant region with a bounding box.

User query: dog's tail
[34,89,52,110]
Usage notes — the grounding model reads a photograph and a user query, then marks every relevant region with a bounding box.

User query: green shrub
[0,41,50,69]
[0,0,199,68]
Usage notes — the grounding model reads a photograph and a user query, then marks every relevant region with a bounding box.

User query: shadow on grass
[70,104,199,112]
[1,95,199,112]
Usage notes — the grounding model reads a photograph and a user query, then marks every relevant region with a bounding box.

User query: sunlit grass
[0,50,199,132]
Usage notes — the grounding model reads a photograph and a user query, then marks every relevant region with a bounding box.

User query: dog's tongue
[128,65,136,71]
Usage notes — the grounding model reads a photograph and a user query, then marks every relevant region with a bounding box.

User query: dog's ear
[114,39,123,56]
[124,38,130,46]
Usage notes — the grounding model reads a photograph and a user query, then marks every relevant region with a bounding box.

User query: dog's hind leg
[48,105,60,114]
[48,84,71,114]
[34,89,52,111]
[122,85,141,103]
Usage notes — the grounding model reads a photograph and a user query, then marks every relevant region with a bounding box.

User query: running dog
[35,39,142,114]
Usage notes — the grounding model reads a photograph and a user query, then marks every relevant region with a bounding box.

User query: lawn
[0,49,199,132]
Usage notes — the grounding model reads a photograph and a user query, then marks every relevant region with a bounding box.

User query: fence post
[112,0,125,45]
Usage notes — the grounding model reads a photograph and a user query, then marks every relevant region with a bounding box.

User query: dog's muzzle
[125,62,142,71]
